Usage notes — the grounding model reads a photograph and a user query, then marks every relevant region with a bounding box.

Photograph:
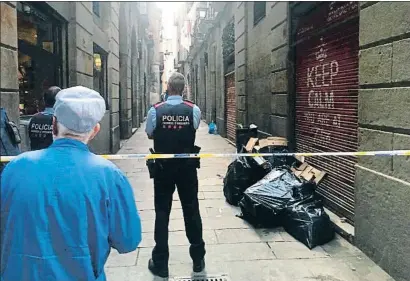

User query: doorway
[17,2,65,115]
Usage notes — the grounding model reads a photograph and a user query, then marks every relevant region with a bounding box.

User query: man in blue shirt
[28,86,61,150]
[145,73,205,278]
[0,86,142,281]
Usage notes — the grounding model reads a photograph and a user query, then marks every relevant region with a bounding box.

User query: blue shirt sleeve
[193,105,201,130]
[108,169,142,253]
[145,106,156,136]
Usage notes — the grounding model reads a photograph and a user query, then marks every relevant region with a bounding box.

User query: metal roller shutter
[225,72,236,142]
[294,2,359,223]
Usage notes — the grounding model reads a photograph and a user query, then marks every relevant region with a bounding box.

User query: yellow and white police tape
[1,150,410,162]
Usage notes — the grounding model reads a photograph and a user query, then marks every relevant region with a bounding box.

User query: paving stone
[199,178,224,186]
[105,249,139,267]
[278,228,299,242]
[200,185,224,192]
[202,191,225,200]
[163,259,316,281]
[321,235,364,258]
[202,216,252,230]
[105,266,156,281]
[306,258,366,281]
[137,242,276,268]
[139,230,218,248]
[135,200,156,211]
[215,228,263,243]
[205,205,240,218]
[255,228,285,242]
[269,241,330,259]
[199,199,230,208]
[339,256,395,281]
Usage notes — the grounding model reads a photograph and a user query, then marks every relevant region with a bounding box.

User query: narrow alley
[105,122,394,281]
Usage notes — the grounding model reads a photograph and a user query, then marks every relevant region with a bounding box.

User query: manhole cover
[174,274,230,281]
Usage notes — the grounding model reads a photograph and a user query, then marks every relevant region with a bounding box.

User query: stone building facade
[177,2,410,280]
[355,3,410,281]
[0,1,161,154]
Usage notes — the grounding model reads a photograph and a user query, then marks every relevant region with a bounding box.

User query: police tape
[1,150,410,162]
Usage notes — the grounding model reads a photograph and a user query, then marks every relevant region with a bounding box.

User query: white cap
[53,86,106,133]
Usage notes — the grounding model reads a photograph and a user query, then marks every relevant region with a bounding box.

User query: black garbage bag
[259,146,297,168]
[223,157,253,206]
[238,168,315,227]
[283,196,335,249]
[223,148,270,206]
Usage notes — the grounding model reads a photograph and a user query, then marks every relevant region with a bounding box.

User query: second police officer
[28,86,61,150]
[145,72,205,278]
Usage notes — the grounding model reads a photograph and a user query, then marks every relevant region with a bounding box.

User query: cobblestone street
[105,122,394,281]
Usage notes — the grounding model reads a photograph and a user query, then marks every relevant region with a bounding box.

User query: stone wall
[65,2,113,154]
[109,2,121,152]
[355,2,410,281]
[0,2,19,125]
[245,1,289,136]
[235,2,247,128]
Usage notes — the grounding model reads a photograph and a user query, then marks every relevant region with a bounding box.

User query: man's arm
[108,170,142,253]
[193,105,201,130]
[145,107,156,139]
[27,117,33,139]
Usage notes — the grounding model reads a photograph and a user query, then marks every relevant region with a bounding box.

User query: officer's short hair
[168,72,185,95]
[44,86,61,107]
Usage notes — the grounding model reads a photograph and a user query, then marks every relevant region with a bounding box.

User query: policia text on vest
[28,113,53,151]
[147,100,201,175]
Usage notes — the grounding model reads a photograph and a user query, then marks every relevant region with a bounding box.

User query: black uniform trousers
[152,161,205,266]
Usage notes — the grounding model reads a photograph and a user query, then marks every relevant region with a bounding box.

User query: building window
[253,2,266,26]
[93,44,108,109]
[92,2,100,17]
[17,2,66,116]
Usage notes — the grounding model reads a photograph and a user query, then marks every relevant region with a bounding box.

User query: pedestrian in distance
[145,72,205,278]
[161,89,169,102]
[28,86,61,151]
[0,86,142,281]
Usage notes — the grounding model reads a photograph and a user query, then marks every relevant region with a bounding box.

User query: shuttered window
[253,2,266,26]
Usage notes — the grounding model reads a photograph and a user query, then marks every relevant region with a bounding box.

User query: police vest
[153,100,196,154]
[28,113,53,150]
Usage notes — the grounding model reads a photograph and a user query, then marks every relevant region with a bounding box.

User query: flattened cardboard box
[258,137,288,148]
[244,137,326,184]
[244,137,270,169]
[291,161,326,184]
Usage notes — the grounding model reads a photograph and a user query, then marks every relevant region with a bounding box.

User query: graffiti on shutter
[295,2,359,223]
[225,72,236,142]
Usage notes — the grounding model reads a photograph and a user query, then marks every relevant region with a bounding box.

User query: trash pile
[223,126,335,249]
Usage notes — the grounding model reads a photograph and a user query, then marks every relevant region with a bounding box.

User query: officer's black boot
[148,259,169,278]
[193,258,205,273]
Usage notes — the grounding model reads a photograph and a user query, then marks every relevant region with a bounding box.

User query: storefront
[17,2,66,116]
[292,2,360,223]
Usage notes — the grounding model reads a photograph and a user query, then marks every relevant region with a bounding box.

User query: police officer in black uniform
[145,72,205,278]
[28,86,61,150]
